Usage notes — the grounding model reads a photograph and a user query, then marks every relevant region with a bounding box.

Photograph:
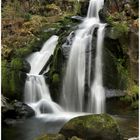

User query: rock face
[60,114,121,140]
[2,58,30,101]
[127,31,139,84]
[2,100,35,125]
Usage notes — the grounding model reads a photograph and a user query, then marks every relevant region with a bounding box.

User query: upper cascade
[87,0,104,19]
[26,35,58,75]
[61,0,106,113]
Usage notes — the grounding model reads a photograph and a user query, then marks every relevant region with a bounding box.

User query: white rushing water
[24,35,64,116]
[88,24,106,113]
[26,36,58,75]
[61,0,106,113]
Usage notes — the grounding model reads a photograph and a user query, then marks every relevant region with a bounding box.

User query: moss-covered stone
[48,17,79,101]
[60,114,121,140]
[36,134,65,140]
[52,73,60,85]
[121,84,139,109]
[49,47,63,101]
[2,60,11,95]
[2,58,30,101]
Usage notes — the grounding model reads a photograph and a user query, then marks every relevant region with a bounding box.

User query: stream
[2,103,138,140]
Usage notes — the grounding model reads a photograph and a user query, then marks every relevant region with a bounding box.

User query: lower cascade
[24,74,63,116]
[24,0,106,117]
[24,35,63,117]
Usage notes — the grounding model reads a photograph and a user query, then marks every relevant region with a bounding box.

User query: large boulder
[2,100,35,125]
[60,114,121,140]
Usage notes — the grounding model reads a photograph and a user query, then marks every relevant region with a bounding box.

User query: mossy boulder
[48,47,63,101]
[10,58,30,72]
[36,134,65,140]
[48,17,79,102]
[2,58,30,101]
[60,114,121,140]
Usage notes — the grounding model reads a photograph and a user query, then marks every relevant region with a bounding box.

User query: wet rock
[62,31,75,59]
[12,100,35,118]
[23,60,31,73]
[2,58,31,101]
[105,89,126,98]
[71,16,84,22]
[99,9,107,22]
[3,119,17,126]
[60,114,121,140]
[2,100,35,125]
[44,28,56,33]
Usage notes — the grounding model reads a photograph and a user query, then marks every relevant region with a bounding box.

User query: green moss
[36,134,65,140]
[131,85,139,94]
[113,22,129,35]
[52,73,60,84]
[106,12,129,38]
[24,13,32,21]
[11,58,23,70]
[60,114,121,140]
[106,15,114,24]
[49,47,63,77]
[114,58,128,89]
[2,58,27,100]
[16,47,32,58]
[74,1,81,15]
[131,100,138,109]
[2,60,10,95]
[106,12,125,24]
[121,84,139,109]
[10,70,17,94]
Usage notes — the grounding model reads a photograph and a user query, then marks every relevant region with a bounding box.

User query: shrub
[113,22,129,36]
[24,13,32,21]
[121,84,139,109]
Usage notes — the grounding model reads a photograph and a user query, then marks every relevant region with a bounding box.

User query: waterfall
[24,0,106,117]
[61,0,106,113]
[24,35,63,116]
